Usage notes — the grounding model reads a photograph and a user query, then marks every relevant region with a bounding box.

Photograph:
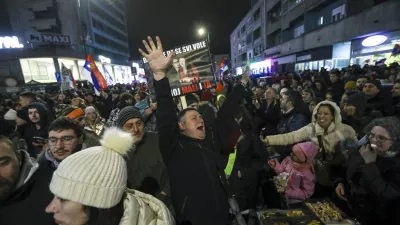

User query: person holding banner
[139,36,250,225]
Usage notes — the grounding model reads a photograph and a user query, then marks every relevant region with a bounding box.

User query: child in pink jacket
[268,142,318,204]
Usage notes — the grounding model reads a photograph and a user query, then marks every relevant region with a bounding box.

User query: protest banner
[144,39,215,97]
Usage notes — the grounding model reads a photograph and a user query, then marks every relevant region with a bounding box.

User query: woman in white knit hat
[45,127,174,225]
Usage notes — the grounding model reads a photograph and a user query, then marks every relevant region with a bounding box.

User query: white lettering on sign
[42,34,71,45]
[99,55,111,64]
[0,36,24,49]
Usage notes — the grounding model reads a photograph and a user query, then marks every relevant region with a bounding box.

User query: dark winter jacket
[329,80,345,104]
[365,90,394,117]
[0,151,54,225]
[23,102,53,157]
[341,151,400,225]
[257,99,281,135]
[276,109,309,157]
[229,132,268,210]
[155,78,247,225]
[124,133,173,215]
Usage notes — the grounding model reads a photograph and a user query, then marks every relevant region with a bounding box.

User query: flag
[61,63,77,89]
[83,54,107,94]
[375,58,386,66]
[104,66,114,86]
[218,58,228,79]
[55,72,62,83]
[392,44,400,56]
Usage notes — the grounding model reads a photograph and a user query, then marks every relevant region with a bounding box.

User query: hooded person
[0,136,55,225]
[45,127,174,225]
[23,102,54,157]
[268,142,318,204]
[83,106,107,136]
[108,93,134,126]
[116,106,174,216]
[262,101,357,194]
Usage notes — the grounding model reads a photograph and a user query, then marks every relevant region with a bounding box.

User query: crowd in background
[0,36,399,225]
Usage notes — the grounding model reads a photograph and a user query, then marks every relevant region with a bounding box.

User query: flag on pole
[104,66,114,86]
[218,58,228,79]
[83,54,107,95]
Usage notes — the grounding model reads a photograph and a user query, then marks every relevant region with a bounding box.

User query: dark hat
[365,79,382,90]
[116,106,144,128]
[16,109,27,121]
[347,92,367,113]
[111,90,121,95]
[185,94,199,106]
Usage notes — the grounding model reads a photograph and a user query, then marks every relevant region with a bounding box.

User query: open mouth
[197,125,204,131]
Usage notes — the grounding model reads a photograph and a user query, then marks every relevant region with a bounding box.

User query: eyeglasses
[48,136,76,146]
[123,121,143,131]
[367,132,392,143]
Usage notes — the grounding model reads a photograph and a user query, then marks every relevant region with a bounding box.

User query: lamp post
[198,27,210,45]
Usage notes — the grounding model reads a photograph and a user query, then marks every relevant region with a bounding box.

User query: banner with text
[144,40,214,96]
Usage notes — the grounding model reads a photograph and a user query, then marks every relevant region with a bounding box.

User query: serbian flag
[83,54,107,94]
[218,58,228,79]
[392,44,400,56]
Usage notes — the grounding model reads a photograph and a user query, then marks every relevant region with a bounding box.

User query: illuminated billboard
[250,59,271,75]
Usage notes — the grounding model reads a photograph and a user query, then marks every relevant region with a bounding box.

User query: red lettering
[181,86,190,94]
[204,81,211,89]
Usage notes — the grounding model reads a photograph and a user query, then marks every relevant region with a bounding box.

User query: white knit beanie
[49,127,134,208]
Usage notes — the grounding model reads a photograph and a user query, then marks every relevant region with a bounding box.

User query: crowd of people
[0,36,399,225]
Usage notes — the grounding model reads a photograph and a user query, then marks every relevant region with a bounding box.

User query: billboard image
[144,40,215,96]
[250,59,272,75]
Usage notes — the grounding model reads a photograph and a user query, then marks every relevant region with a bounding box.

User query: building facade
[231,0,267,75]
[0,0,133,89]
[231,0,400,74]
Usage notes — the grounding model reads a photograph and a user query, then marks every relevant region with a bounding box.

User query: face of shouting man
[122,118,145,144]
[178,110,205,140]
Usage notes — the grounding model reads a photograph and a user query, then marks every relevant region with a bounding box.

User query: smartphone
[355,135,374,152]
[33,136,47,144]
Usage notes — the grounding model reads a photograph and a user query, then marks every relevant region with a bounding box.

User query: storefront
[295,46,333,72]
[350,30,400,67]
[332,41,351,70]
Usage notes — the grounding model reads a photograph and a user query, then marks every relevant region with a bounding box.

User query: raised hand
[138,36,174,81]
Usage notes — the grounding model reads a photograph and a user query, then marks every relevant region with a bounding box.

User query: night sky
[127,0,251,59]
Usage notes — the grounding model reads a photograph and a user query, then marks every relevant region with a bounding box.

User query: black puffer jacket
[342,151,400,225]
[155,78,247,225]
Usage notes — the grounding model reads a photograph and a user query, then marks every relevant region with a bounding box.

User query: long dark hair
[86,193,125,225]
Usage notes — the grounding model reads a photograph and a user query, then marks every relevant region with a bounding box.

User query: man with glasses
[116,106,174,216]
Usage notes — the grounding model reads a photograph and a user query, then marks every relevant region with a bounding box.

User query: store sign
[28,33,71,45]
[0,36,24,49]
[99,55,111,64]
[297,54,312,62]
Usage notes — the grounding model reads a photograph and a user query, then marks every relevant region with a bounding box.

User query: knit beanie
[344,81,357,90]
[365,79,382,90]
[4,109,17,120]
[49,127,134,208]
[117,106,144,128]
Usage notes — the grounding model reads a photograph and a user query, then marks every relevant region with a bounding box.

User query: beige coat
[266,101,357,153]
[120,189,175,225]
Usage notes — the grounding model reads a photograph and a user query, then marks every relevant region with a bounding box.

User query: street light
[198,28,205,36]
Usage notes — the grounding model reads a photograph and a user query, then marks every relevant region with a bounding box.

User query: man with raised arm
[139,36,249,225]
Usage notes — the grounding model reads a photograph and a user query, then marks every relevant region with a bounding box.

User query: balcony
[266,0,281,12]
[30,18,58,30]
[267,20,282,35]
[28,0,53,11]
[90,0,125,27]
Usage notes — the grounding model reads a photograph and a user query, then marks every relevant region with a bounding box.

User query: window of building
[318,16,323,26]
[20,58,56,82]
[253,27,261,40]
[247,33,253,44]
[254,45,263,56]
[294,24,304,38]
[253,8,261,21]
[241,25,246,33]
[281,0,304,15]
[331,4,345,22]
[241,52,247,62]
[237,32,240,39]
[248,52,252,59]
